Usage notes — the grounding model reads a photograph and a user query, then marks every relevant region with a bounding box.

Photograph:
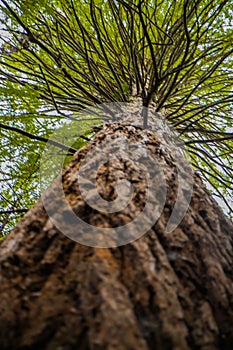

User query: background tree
[0,0,232,349]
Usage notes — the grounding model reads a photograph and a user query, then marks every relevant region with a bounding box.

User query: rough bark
[0,120,232,350]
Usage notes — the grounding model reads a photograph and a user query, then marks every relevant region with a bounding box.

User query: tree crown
[0,0,232,235]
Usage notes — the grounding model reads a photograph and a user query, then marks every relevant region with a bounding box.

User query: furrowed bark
[0,119,232,350]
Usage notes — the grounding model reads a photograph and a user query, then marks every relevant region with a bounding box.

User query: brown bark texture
[0,120,232,350]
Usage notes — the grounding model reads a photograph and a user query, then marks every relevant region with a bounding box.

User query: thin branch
[0,208,28,215]
[0,123,77,154]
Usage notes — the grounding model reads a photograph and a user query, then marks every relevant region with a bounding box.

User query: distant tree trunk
[0,118,232,350]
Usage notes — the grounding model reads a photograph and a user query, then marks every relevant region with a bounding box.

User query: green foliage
[0,0,232,235]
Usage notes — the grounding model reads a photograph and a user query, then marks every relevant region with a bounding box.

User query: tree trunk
[0,117,232,350]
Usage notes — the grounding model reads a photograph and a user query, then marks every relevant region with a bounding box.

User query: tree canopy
[0,0,232,236]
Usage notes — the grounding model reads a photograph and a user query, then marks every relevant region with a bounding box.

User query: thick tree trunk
[0,119,232,350]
